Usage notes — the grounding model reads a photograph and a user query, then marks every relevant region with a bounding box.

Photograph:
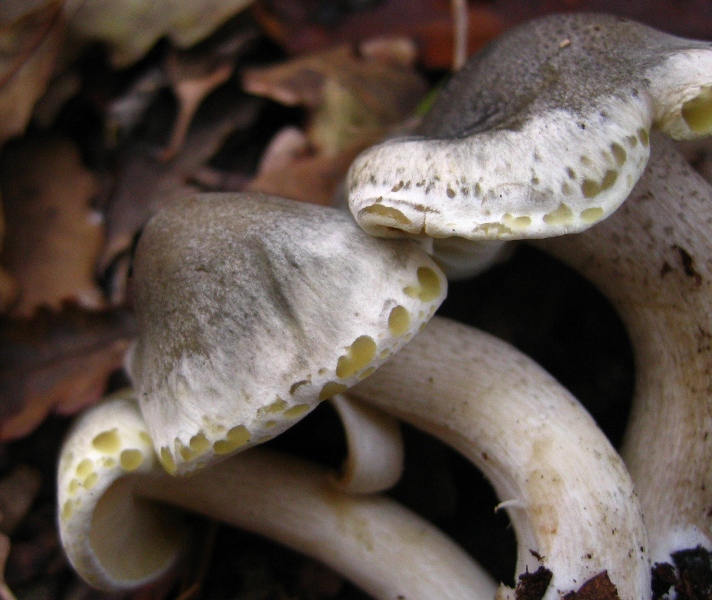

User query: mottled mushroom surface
[128,192,446,475]
[348,12,712,241]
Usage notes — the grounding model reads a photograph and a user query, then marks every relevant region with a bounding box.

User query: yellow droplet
[92,429,121,454]
[189,432,211,455]
[336,336,377,379]
[611,143,627,166]
[319,382,348,401]
[581,179,601,198]
[139,432,152,444]
[68,479,81,495]
[638,128,649,147]
[502,214,532,229]
[160,447,177,475]
[102,458,116,468]
[76,459,93,478]
[682,87,712,133]
[601,169,618,190]
[580,207,604,223]
[360,204,412,225]
[213,426,251,455]
[404,267,442,302]
[120,449,144,471]
[283,404,310,418]
[388,306,410,337]
[61,500,74,522]
[543,203,574,225]
[84,472,99,490]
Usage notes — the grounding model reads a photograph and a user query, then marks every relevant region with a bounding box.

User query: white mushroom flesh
[351,316,650,600]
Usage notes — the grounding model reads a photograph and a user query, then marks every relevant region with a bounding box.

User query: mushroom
[533,135,712,570]
[329,393,405,494]
[57,389,498,599]
[350,316,651,600]
[346,13,712,277]
[126,192,447,475]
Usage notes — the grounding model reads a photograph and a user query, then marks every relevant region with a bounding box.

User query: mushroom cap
[348,12,712,241]
[57,389,187,591]
[128,192,446,475]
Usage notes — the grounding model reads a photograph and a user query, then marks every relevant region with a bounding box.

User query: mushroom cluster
[57,12,712,600]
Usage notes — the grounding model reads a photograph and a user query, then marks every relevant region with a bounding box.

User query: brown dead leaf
[243,41,427,155]
[247,128,377,205]
[0,304,136,441]
[0,533,16,600]
[0,465,41,536]
[63,0,256,67]
[0,0,64,145]
[99,96,262,275]
[253,0,505,69]
[0,203,19,315]
[0,136,104,318]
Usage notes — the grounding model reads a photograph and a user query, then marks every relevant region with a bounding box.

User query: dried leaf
[99,96,262,273]
[0,0,64,145]
[0,205,19,314]
[247,129,377,205]
[63,0,256,67]
[0,137,104,318]
[0,533,16,600]
[0,465,41,535]
[253,0,505,69]
[0,304,136,440]
[243,42,428,155]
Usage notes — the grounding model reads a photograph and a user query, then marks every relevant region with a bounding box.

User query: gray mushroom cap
[348,13,712,241]
[127,192,446,475]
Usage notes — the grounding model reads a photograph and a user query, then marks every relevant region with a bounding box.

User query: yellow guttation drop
[139,432,152,444]
[120,449,144,471]
[336,336,377,379]
[76,459,93,478]
[611,143,627,166]
[189,432,211,454]
[502,214,532,230]
[404,267,441,302]
[102,458,116,468]
[580,207,604,223]
[682,87,712,133]
[177,440,195,461]
[638,128,649,147]
[213,425,250,455]
[160,447,177,474]
[388,305,410,337]
[61,500,74,522]
[361,204,412,225]
[359,366,377,381]
[543,203,574,225]
[68,479,81,495]
[581,179,601,198]
[319,382,348,401]
[601,169,618,190]
[283,404,310,418]
[262,398,287,414]
[92,429,121,454]
[84,473,99,490]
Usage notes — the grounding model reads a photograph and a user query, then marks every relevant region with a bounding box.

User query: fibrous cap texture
[128,193,447,475]
[348,13,712,241]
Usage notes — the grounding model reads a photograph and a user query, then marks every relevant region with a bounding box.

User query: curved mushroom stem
[534,135,712,566]
[329,394,405,494]
[351,316,650,600]
[58,392,497,599]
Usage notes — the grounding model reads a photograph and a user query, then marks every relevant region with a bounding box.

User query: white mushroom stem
[329,394,404,494]
[534,135,712,565]
[351,316,650,600]
[58,392,497,599]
